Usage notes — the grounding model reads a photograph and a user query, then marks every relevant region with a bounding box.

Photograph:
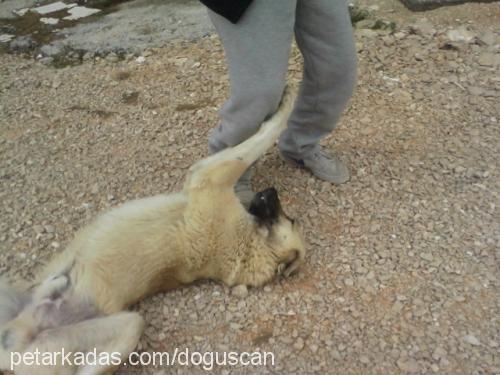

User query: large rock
[9,36,38,53]
[400,0,499,11]
[40,44,64,57]
[0,0,38,19]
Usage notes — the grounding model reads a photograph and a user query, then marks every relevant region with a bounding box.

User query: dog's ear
[248,187,281,226]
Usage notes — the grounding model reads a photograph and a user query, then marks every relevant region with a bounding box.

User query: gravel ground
[0,2,499,374]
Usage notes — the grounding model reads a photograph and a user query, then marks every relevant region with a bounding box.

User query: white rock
[447,27,475,43]
[420,252,434,262]
[0,34,14,43]
[344,278,354,287]
[40,17,59,25]
[13,8,30,16]
[32,2,73,15]
[477,53,499,67]
[397,358,420,373]
[63,6,101,21]
[409,18,436,36]
[293,337,304,351]
[463,335,481,346]
[478,30,497,45]
[231,285,248,298]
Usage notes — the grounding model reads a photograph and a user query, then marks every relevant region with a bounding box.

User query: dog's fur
[0,86,305,374]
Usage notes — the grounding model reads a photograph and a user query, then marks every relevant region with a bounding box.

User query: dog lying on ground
[0,86,305,374]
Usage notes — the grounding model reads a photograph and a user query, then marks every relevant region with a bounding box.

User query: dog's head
[249,187,305,277]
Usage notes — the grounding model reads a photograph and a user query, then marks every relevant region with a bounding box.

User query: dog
[0,86,305,374]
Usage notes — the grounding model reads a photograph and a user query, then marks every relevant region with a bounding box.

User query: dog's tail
[266,84,297,134]
[228,85,297,165]
[0,280,27,326]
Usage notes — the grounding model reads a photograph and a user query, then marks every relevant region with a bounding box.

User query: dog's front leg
[184,86,296,191]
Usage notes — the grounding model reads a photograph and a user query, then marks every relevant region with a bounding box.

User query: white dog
[0,86,305,374]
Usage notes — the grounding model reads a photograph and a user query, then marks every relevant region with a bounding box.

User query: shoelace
[312,148,334,161]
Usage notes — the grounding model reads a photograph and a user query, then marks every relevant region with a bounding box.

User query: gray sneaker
[234,168,255,208]
[280,146,350,184]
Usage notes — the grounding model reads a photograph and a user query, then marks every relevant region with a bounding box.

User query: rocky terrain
[0,0,213,65]
[0,1,499,374]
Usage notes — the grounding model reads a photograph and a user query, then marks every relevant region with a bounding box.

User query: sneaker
[280,146,350,184]
[234,168,255,208]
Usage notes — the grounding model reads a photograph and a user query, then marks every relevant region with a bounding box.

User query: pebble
[447,26,476,43]
[391,301,404,314]
[9,36,38,53]
[294,337,304,351]
[463,335,481,346]
[229,323,241,330]
[40,18,59,26]
[344,278,354,287]
[397,358,420,373]
[309,343,319,353]
[106,53,119,63]
[40,44,63,58]
[33,225,44,234]
[38,57,54,65]
[82,52,95,61]
[0,34,15,43]
[360,355,370,364]
[432,346,447,360]
[409,18,436,36]
[420,252,433,262]
[477,53,498,67]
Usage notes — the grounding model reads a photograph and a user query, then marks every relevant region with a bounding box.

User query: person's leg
[207,0,298,206]
[207,0,298,154]
[279,0,357,184]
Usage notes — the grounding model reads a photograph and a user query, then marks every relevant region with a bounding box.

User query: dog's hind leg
[0,280,28,326]
[185,85,296,191]
[11,312,144,375]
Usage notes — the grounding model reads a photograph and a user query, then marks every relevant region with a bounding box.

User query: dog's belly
[35,193,191,314]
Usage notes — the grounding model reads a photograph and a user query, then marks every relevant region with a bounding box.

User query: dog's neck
[192,215,278,288]
[229,222,279,287]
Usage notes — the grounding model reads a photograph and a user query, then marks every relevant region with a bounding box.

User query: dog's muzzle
[277,249,304,278]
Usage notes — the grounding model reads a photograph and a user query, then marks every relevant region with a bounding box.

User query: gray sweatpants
[207,0,357,159]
